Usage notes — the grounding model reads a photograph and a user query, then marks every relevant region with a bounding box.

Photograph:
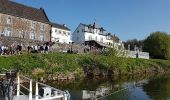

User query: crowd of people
[27,44,50,54]
[0,44,22,55]
[0,42,50,56]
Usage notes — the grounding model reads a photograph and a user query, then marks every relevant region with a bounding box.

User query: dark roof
[80,23,106,31]
[111,35,120,42]
[51,22,70,31]
[0,0,49,23]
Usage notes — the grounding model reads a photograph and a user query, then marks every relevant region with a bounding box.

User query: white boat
[0,72,70,100]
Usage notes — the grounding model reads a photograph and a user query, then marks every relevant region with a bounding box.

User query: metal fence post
[35,82,39,100]
[29,79,32,100]
[17,74,20,96]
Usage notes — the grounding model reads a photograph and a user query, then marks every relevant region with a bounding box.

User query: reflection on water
[47,74,170,100]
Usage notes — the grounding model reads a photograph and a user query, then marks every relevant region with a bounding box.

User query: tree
[124,39,144,51]
[144,31,170,59]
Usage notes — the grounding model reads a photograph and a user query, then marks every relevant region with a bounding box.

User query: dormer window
[7,17,12,24]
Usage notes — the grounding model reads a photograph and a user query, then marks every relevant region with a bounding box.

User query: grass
[0,52,170,79]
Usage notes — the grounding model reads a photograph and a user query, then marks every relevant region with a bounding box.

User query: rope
[96,87,129,100]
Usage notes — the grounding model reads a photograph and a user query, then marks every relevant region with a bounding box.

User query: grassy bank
[0,52,170,79]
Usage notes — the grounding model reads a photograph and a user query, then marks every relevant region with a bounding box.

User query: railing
[16,75,69,100]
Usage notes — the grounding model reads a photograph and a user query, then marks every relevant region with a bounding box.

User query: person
[0,79,5,97]
[40,45,44,53]
[34,45,38,53]
[27,46,31,54]
[0,46,2,55]
[44,44,49,54]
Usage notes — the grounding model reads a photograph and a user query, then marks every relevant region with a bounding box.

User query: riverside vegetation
[0,50,170,81]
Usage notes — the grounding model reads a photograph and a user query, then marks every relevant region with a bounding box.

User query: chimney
[93,22,96,29]
[40,7,44,10]
[63,24,66,27]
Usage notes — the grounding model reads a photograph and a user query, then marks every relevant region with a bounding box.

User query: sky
[14,0,170,41]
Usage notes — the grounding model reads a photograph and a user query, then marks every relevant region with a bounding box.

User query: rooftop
[51,22,70,31]
[0,0,49,23]
[81,22,106,31]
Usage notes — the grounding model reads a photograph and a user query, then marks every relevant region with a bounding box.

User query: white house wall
[51,27,71,44]
[72,24,85,44]
[72,23,117,47]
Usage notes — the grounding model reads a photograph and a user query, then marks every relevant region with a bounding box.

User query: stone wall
[0,36,46,50]
[51,43,84,53]
[0,13,51,41]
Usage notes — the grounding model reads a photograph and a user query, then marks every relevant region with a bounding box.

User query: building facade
[51,23,71,44]
[72,22,113,47]
[0,0,51,43]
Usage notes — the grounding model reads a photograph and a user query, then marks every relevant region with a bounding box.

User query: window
[41,24,45,31]
[59,30,61,34]
[30,31,35,39]
[7,17,12,24]
[19,31,25,38]
[77,37,79,40]
[55,29,58,33]
[77,30,79,33]
[100,37,103,42]
[6,27,12,36]
[31,22,36,29]
[82,29,84,32]
[40,33,45,41]
[63,31,66,35]
[95,36,97,41]
[88,35,92,40]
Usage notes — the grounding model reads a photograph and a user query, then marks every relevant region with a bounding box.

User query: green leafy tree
[144,31,170,59]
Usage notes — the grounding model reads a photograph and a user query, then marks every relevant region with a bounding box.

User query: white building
[51,22,71,44]
[72,22,114,47]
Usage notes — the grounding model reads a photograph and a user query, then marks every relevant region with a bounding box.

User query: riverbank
[0,52,170,80]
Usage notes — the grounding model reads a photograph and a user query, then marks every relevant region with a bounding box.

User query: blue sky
[14,0,170,41]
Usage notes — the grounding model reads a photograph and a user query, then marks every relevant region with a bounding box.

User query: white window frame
[19,30,25,38]
[6,27,12,36]
[40,32,45,41]
[95,36,97,41]
[30,31,36,39]
[100,37,103,42]
[41,24,45,31]
[7,17,12,25]
[55,29,58,33]
[31,21,36,30]
[88,35,92,40]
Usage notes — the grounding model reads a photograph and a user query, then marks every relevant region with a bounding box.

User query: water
[47,74,170,100]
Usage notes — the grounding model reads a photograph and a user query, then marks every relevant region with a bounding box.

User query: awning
[85,40,111,48]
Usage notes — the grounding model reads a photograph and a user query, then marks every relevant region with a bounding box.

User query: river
[47,74,170,100]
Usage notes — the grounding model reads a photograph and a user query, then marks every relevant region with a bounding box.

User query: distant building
[51,23,71,44]
[0,0,51,42]
[72,22,114,48]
